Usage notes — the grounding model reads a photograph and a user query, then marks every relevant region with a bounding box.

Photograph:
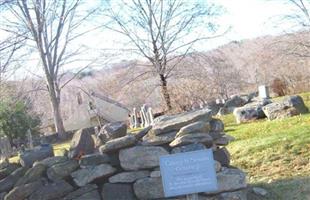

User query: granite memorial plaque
[160,149,218,197]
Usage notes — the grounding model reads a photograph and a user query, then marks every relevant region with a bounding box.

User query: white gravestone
[148,107,154,126]
[258,85,270,99]
[139,110,145,128]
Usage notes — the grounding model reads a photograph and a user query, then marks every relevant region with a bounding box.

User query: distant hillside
[22,31,310,126]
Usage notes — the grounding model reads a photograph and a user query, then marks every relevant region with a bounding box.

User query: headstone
[148,107,154,125]
[133,108,140,128]
[27,129,34,149]
[142,105,150,127]
[139,110,145,128]
[258,85,270,99]
[160,149,218,198]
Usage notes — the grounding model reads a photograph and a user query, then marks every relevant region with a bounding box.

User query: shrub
[0,100,41,144]
[271,78,287,97]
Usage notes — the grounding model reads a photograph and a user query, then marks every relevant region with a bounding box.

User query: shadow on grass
[248,176,310,200]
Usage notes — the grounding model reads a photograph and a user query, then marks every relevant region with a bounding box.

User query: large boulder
[152,108,212,135]
[19,144,54,167]
[0,167,28,192]
[68,128,95,159]
[29,180,74,200]
[210,119,225,132]
[97,122,127,143]
[262,95,309,120]
[119,146,169,170]
[47,159,79,181]
[15,163,46,186]
[233,100,271,123]
[99,135,136,153]
[71,164,116,187]
[142,131,176,146]
[133,177,164,199]
[4,180,42,200]
[101,183,136,200]
[169,133,213,148]
[109,171,150,183]
[224,95,247,110]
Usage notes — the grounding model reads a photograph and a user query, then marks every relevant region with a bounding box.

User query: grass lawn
[219,92,310,200]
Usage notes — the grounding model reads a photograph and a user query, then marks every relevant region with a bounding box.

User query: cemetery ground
[221,92,310,200]
[6,93,310,199]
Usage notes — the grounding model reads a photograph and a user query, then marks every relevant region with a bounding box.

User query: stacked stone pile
[233,95,309,123]
[0,108,247,200]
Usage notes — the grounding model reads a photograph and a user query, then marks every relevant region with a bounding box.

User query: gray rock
[262,95,309,120]
[214,136,230,146]
[68,128,95,159]
[170,133,213,148]
[63,184,98,200]
[233,100,270,123]
[79,153,110,167]
[171,143,206,154]
[29,180,74,200]
[142,131,176,146]
[34,156,68,167]
[71,164,116,187]
[98,122,127,143]
[209,132,225,140]
[0,167,28,192]
[210,119,225,132]
[0,164,20,180]
[47,159,79,181]
[134,126,152,140]
[224,95,247,109]
[15,163,46,186]
[134,177,164,199]
[119,146,169,170]
[252,187,268,196]
[152,108,212,135]
[150,170,161,178]
[20,144,54,167]
[219,190,247,200]
[213,147,230,167]
[205,168,247,195]
[214,161,222,172]
[4,180,42,200]
[101,183,136,200]
[99,135,136,153]
[0,192,6,200]
[176,121,210,138]
[109,171,150,183]
[73,190,101,200]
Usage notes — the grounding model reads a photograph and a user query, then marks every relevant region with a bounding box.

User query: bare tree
[104,0,223,111]
[4,0,97,138]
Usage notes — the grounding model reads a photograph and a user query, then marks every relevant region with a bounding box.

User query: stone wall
[0,108,247,200]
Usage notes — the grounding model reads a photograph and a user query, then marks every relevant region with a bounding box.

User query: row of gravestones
[129,104,155,129]
[0,108,250,200]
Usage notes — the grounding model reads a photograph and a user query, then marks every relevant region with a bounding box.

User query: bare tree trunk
[160,74,172,111]
[47,80,66,139]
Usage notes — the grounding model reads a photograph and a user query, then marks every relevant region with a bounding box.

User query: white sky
[1,0,301,79]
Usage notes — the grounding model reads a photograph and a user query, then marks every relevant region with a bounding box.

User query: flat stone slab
[109,171,150,183]
[15,164,46,186]
[63,184,98,200]
[142,131,176,146]
[71,164,116,187]
[79,153,110,167]
[47,160,79,181]
[176,121,210,138]
[152,108,212,135]
[5,180,42,200]
[99,135,136,153]
[171,143,206,154]
[119,146,169,170]
[169,133,213,148]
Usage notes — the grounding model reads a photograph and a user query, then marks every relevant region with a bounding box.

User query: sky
[0,0,302,79]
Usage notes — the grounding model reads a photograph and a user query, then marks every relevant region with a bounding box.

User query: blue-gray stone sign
[160,149,218,197]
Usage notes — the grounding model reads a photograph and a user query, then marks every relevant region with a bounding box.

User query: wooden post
[186,194,199,200]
